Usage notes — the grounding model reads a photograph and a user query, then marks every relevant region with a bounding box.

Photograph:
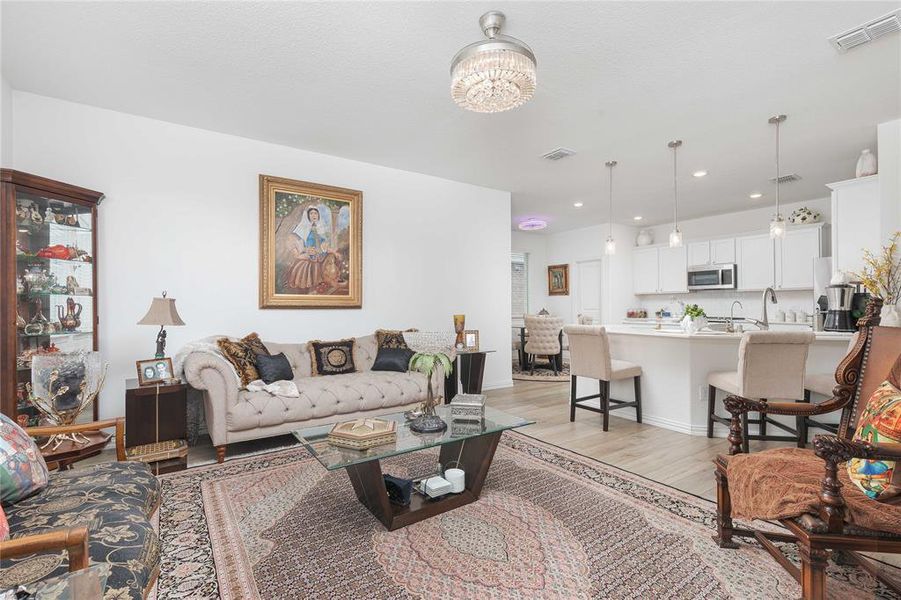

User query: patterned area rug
[511,360,570,382]
[157,433,895,599]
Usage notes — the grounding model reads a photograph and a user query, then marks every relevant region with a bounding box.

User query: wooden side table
[39,431,111,470]
[124,378,188,474]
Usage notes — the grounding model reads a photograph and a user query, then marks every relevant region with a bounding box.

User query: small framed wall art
[547,264,569,296]
[136,357,175,386]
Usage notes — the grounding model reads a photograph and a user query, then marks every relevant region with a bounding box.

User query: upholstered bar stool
[707,331,814,453]
[564,325,642,432]
[798,333,859,445]
[524,315,564,375]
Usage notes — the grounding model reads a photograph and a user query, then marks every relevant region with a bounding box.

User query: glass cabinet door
[14,187,97,425]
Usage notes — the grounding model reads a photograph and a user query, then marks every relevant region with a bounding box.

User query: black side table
[124,378,188,474]
[444,350,494,402]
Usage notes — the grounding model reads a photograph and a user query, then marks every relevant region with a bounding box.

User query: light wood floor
[488,379,786,501]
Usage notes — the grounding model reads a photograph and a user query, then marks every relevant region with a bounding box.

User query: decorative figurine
[44,207,55,224]
[30,206,43,224]
[66,275,79,294]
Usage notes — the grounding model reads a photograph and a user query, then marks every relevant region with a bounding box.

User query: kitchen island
[585,325,853,437]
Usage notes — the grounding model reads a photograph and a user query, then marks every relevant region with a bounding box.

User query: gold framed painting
[260,175,363,308]
[547,264,569,296]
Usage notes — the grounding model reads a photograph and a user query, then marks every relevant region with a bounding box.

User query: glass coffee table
[294,405,533,530]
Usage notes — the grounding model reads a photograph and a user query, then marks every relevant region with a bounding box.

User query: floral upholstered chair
[0,417,161,599]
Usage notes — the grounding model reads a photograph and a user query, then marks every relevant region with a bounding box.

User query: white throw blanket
[173,339,241,385]
[245,379,300,397]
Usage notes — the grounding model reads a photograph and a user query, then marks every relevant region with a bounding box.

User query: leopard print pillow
[217,338,260,386]
[242,332,270,357]
[375,329,418,350]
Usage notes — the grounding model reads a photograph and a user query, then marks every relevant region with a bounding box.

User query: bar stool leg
[569,375,577,422]
[707,385,716,438]
[741,413,750,454]
[530,355,535,376]
[634,375,642,423]
[602,379,610,432]
[798,389,811,448]
[759,403,767,437]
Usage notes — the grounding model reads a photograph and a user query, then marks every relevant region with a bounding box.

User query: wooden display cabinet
[1,170,104,423]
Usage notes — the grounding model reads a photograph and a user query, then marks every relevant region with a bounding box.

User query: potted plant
[854,232,901,327]
[403,331,455,433]
[681,303,708,334]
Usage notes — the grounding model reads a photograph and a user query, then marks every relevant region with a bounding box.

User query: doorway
[575,259,602,323]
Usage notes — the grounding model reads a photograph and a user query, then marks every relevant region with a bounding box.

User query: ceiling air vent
[770,173,802,184]
[829,9,901,53]
[541,147,576,161]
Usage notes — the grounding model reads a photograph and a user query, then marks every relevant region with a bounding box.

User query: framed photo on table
[462,330,480,352]
[547,264,569,296]
[136,357,175,386]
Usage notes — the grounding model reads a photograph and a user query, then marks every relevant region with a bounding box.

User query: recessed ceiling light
[633,216,643,221]
[518,218,547,231]
[573,202,583,208]
[693,170,708,178]
[749,192,764,199]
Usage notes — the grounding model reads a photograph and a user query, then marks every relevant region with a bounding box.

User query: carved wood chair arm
[26,417,126,461]
[723,395,825,417]
[813,435,901,462]
[0,526,90,571]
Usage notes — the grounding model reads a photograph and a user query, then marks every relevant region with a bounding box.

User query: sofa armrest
[182,352,239,446]
[0,526,90,572]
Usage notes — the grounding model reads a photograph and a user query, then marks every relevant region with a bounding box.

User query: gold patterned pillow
[242,332,270,357]
[217,338,259,386]
[308,339,356,376]
[376,329,417,350]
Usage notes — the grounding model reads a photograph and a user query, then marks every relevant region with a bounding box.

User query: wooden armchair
[713,298,901,599]
[0,417,125,572]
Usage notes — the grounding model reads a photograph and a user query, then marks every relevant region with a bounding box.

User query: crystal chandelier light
[604,160,617,256]
[450,11,537,113]
[769,114,787,239]
[668,140,684,248]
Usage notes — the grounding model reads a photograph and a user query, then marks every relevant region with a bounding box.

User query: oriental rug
[156,432,896,599]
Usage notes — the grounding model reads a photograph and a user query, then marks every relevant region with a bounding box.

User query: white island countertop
[603,325,854,342]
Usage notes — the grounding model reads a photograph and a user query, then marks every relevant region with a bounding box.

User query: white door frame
[573,258,604,323]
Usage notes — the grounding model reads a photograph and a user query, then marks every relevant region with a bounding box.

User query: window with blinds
[511,252,529,319]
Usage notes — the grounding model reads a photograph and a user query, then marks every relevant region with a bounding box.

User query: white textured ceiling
[2,1,900,232]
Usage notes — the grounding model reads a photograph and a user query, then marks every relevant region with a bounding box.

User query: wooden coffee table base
[344,430,502,531]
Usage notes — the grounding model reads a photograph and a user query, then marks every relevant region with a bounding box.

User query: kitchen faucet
[743,287,777,330]
[727,300,743,333]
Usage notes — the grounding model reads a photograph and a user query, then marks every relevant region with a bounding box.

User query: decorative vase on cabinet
[856,149,877,178]
[1,169,105,424]
[636,229,653,246]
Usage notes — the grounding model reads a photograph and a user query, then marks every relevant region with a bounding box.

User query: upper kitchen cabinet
[828,175,885,276]
[658,245,688,293]
[632,247,660,295]
[776,224,826,290]
[687,238,735,266]
[736,233,775,291]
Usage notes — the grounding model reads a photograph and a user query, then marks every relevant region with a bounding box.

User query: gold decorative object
[327,418,397,450]
[125,439,188,464]
[28,351,108,451]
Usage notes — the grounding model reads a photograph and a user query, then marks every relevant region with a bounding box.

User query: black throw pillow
[371,347,415,373]
[255,352,294,384]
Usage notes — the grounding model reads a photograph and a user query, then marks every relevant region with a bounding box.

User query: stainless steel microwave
[687,263,737,290]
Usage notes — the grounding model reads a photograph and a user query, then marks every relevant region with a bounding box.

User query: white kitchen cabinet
[632,247,660,295]
[658,245,688,293]
[710,238,735,264]
[777,226,823,290]
[827,175,882,276]
[736,233,775,290]
[687,242,710,266]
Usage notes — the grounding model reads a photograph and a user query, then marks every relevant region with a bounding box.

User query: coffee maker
[824,284,855,331]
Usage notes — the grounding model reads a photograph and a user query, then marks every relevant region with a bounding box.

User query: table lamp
[137,291,185,358]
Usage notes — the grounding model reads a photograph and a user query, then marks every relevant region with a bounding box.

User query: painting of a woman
[260,175,362,308]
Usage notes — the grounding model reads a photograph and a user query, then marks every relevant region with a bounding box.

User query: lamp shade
[137,296,185,327]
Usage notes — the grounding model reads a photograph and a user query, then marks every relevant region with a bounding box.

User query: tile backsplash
[637,289,817,322]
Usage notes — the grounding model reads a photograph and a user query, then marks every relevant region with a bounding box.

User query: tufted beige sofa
[182,333,443,462]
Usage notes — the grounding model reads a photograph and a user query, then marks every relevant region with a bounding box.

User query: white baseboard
[483,379,514,391]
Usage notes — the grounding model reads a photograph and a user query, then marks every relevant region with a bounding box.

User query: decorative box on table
[449,394,486,422]
[328,418,397,450]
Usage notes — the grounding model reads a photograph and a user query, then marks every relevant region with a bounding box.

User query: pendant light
[768,114,787,239]
[604,160,617,256]
[668,140,683,248]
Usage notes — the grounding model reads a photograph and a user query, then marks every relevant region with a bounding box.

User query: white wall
[0,77,11,166]
[11,92,513,418]
[877,119,901,234]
